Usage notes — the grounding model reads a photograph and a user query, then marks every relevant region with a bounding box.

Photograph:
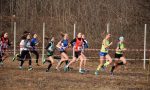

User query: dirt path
[0,58,149,90]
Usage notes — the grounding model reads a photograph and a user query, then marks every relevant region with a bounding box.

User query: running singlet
[100,39,110,53]
[75,38,83,52]
[31,38,38,50]
[59,39,68,51]
[1,37,10,50]
[116,42,125,54]
[46,41,55,52]
[23,40,31,51]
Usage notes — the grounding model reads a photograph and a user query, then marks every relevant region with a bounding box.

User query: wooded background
[0,0,150,59]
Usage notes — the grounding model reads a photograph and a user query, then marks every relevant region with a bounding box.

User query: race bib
[78,47,82,51]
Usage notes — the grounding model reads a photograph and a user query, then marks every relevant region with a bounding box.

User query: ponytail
[60,32,65,37]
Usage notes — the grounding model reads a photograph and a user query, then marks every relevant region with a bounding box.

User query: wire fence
[0,0,150,69]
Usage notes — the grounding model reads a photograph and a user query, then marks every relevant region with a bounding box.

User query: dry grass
[0,57,149,90]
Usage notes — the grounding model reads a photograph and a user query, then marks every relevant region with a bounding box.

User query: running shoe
[95,70,99,75]
[46,69,49,72]
[0,61,3,65]
[64,66,69,72]
[83,69,89,72]
[19,66,23,70]
[12,56,16,61]
[42,58,46,64]
[28,66,33,71]
[79,69,85,74]
[12,54,19,62]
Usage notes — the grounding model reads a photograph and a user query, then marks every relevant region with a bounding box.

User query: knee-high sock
[117,62,124,66]
[96,65,102,71]
[65,60,69,65]
[103,61,110,67]
[17,54,21,58]
[29,60,32,66]
[110,66,116,72]
[60,60,69,66]
[46,60,52,70]
[111,62,124,73]
[35,53,39,64]
[0,55,2,62]
[20,60,24,66]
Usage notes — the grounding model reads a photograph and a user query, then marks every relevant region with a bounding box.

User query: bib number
[78,47,82,51]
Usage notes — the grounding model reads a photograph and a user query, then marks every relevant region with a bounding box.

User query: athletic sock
[20,61,24,66]
[79,68,82,71]
[16,54,20,57]
[36,57,39,64]
[101,65,104,68]
[60,60,69,66]
[0,59,2,62]
[117,62,124,66]
[79,68,84,72]
[111,66,116,72]
[47,61,52,70]
[96,65,102,71]
[65,60,69,65]
[60,61,63,66]
[29,60,32,66]
[45,60,49,62]
[17,54,20,58]
[104,61,110,67]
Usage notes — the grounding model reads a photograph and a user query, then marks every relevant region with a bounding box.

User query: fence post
[73,23,76,58]
[13,22,16,56]
[42,22,45,61]
[144,24,147,69]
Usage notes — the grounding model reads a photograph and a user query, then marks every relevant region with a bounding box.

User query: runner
[43,37,55,72]
[56,33,69,71]
[110,36,127,75]
[64,33,87,74]
[0,32,11,64]
[19,33,33,71]
[13,31,30,61]
[81,34,88,72]
[31,33,40,66]
[95,34,113,75]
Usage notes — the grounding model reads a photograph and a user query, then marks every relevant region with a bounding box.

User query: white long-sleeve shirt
[19,40,25,54]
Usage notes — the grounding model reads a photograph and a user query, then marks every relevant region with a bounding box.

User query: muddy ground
[0,57,150,90]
